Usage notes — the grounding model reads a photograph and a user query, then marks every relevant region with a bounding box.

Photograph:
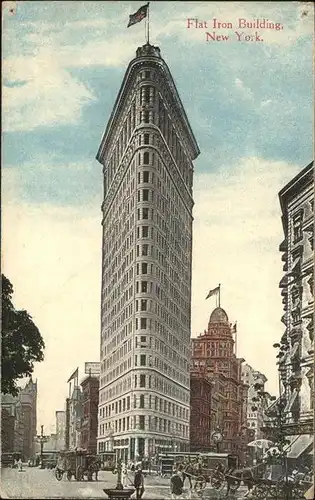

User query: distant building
[55,411,66,450]
[265,161,314,462]
[80,376,99,454]
[191,307,249,460]
[241,364,273,440]
[1,378,37,460]
[65,386,82,450]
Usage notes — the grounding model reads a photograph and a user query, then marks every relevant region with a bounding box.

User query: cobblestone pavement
[0,467,250,499]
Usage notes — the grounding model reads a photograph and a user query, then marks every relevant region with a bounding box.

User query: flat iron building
[96,43,199,461]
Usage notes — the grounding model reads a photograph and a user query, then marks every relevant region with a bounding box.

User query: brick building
[191,307,248,459]
[80,376,99,454]
[1,378,37,459]
[190,366,213,451]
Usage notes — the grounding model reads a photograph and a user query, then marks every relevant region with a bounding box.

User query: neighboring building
[190,365,214,452]
[265,162,314,462]
[65,386,82,450]
[1,378,37,460]
[55,411,66,450]
[97,42,199,461]
[80,376,99,454]
[191,307,249,460]
[241,364,273,440]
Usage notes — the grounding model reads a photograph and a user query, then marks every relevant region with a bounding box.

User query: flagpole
[218,283,221,308]
[147,2,150,44]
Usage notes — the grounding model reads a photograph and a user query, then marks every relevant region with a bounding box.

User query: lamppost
[103,457,135,499]
[36,425,49,469]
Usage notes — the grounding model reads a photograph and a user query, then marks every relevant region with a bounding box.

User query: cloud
[2,1,312,132]
[191,156,302,395]
[2,49,96,132]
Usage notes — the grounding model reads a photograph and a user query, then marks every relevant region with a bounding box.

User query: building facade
[97,42,199,461]
[190,366,214,452]
[65,386,82,450]
[55,411,66,450]
[270,161,314,462]
[80,376,99,454]
[241,364,273,440]
[1,378,37,460]
[191,308,248,460]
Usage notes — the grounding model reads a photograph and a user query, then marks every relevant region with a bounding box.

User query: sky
[2,1,313,434]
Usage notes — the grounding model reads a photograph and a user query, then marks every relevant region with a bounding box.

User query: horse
[225,465,263,496]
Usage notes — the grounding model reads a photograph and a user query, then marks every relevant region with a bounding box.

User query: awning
[287,435,313,459]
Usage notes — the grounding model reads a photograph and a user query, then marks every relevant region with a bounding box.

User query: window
[143,152,149,164]
[145,71,151,79]
[142,111,149,123]
[140,374,146,387]
[142,263,148,274]
[293,211,303,243]
[139,395,145,408]
[141,281,147,293]
[139,415,145,430]
[140,336,146,343]
[141,300,147,311]
[143,171,149,183]
[142,226,148,237]
[140,354,146,366]
[143,189,149,201]
[142,244,148,256]
[140,318,147,329]
[142,208,149,219]
[144,134,149,145]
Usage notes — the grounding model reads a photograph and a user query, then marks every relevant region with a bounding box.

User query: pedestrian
[134,466,144,499]
[170,469,184,499]
[122,463,130,488]
[183,461,193,489]
[18,458,23,472]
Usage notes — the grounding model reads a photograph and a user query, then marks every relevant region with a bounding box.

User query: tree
[1,274,45,395]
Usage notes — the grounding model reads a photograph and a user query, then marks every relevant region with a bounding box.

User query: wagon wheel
[268,483,278,499]
[210,471,225,490]
[76,465,84,481]
[55,468,63,481]
[252,483,268,499]
[66,471,72,481]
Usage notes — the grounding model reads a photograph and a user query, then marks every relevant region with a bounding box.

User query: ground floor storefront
[98,434,189,462]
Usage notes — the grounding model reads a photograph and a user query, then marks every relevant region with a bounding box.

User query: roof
[209,307,229,324]
[279,161,313,213]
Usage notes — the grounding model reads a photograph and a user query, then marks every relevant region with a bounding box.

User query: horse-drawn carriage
[55,449,100,482]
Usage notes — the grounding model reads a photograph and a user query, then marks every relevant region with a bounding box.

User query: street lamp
[36,425,49,469]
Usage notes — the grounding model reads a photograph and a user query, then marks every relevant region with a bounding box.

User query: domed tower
[191,306,247,457]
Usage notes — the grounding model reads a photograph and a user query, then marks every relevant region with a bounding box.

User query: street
[0,467,249,499]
